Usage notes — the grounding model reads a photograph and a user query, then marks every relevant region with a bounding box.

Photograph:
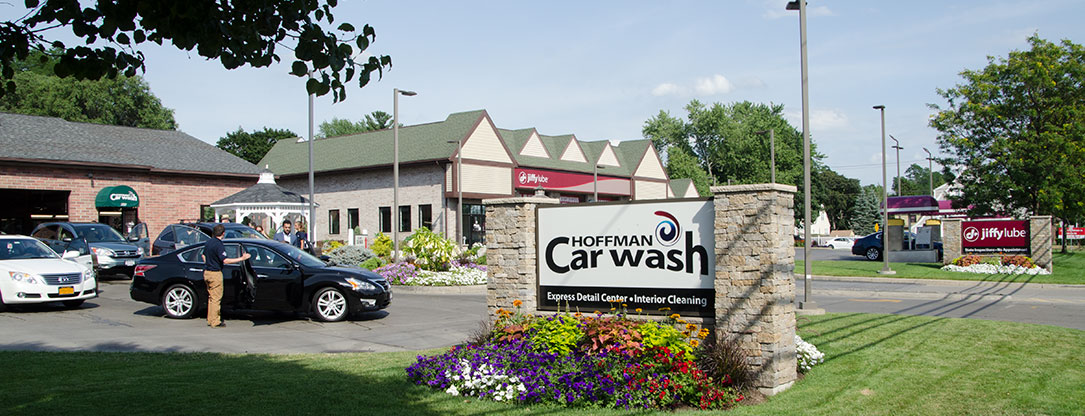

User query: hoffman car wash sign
[962,220,1030,255]
[537,200,715,317]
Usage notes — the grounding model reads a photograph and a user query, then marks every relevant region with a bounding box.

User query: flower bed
[942,255,1050,275]
[375,262,487,286]
[407,305,825,410]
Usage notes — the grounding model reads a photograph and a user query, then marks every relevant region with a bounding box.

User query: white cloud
[694,74,734,95]
[651,82,682,96]
[736,76,767,89]
[784,108,849,131]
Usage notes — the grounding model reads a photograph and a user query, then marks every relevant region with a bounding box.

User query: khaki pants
[204,270,223,326]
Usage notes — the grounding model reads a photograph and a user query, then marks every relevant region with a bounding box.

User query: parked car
[851,232,943,261]
[31,222,143,277]
[130,239,391,322]
[826,237,856,250]
[151,222,266,256]
[0,235,97,311]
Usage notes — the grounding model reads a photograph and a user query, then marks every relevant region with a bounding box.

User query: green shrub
[579,317,643,356]
[359,257,385,270]
[527,315,583,355]
[638,321,694,360]
[403,227,458,271]
[328,245,376,267]
[321,240,344,255]
[371,233,392,257]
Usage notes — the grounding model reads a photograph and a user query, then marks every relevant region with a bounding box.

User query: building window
[348,208,359,232]
[399,205,411,232]
[328,209,340,234]
[379,207,391,233]
[463,203,486,246]
[419,205,432,230]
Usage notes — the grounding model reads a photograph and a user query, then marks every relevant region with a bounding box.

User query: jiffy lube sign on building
[962,220,1030,255]
[537,200,715,316]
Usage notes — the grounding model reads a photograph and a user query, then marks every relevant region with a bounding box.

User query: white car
[0,235,98,311]
[826,237,856,250]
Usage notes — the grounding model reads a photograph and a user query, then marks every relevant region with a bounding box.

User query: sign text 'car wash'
[537,200,715,316]
[961,220,1030,255]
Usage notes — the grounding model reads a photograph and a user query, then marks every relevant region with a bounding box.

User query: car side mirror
[128,236,140,242]
[62,250,80,259]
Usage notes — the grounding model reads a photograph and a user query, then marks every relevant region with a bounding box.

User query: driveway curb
[391,284,486,295]
[801,274,1085,289]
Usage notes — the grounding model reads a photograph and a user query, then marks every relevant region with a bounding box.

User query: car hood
[0,258,87,275]
[90,242,139,251]
[324,265,385,281]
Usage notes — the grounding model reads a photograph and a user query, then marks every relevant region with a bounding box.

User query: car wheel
[312,287,348,322]
[161,284,198,319]
[865,247,882,261]
[62,299,85,308]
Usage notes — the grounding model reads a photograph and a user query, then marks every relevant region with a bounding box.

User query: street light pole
[593,164,605,202]
[890,135,902,196]
[923,147,934,196]
[874,105,895,275]
[787,0,816,309]
[307,75,315,247]
[393,88,417,262]
[447,140,463,246]
[755,129,776,183]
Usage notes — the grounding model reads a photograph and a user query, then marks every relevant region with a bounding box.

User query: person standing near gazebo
[274,219,298,246]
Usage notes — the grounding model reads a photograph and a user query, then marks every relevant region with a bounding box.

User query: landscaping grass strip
[796,252,1085,285]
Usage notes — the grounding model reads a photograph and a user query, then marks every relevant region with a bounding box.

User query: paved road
[0,281,486,354]
[2,275,1081,354]
[795,246,866,262]
[797,275,1085,330]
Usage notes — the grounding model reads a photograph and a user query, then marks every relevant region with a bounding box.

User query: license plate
[125,260,135,266]
[58,287,74,295]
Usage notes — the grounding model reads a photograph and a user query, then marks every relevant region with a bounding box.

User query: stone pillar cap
[711,183,797,194]
[483,196,561,205]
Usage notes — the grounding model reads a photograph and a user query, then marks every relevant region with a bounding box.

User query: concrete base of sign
[796,303,825,316]
[758,380,795,397]
[887,249,939,263]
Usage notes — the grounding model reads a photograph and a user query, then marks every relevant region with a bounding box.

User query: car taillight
[134,264,157,277]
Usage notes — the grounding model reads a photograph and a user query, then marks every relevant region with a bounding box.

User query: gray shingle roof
[0,112,261,175]
[211,183,310,205]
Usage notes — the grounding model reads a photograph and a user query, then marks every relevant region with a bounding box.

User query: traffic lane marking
[848,299,903,303]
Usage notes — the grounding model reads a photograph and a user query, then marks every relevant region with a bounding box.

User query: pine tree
[851,185,882,236]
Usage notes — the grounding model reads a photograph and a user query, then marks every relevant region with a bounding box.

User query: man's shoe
[208,323,226,328]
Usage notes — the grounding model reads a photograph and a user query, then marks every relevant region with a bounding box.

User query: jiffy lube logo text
[654,211,680,246]
[544,210,708,275]
[518,171,549,185]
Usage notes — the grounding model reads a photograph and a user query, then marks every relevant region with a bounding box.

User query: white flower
[941,263,1050,275]
[795,335,824,373]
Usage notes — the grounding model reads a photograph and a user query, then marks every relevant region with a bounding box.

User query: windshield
[1,238,60,260]
[225,227,268,239]
[74,224,126,243]
[274,242,326,267]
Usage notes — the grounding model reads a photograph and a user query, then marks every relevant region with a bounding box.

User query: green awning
[95,185,139,208]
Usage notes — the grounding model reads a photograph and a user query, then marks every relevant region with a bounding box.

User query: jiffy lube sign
[961,220,1030,255]
[537,200,715,316]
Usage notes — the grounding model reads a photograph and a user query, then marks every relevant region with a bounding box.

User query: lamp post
[393,88,417,262]
[873,105,894,275]
[447,139,463,246]
[889,135,902,196]
[923,147,934,196]
[787,0,816,309]
[593,164,605,202]
[307,75,315,246]
[754,129,776,183]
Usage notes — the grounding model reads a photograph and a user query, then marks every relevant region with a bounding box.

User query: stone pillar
[1030,215,1053,272]
[483,196,560,319]
[712,184,797,396]
[942,218,962,265]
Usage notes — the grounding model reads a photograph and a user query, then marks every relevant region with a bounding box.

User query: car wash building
[0,112,262,238]
[258,110,700,245]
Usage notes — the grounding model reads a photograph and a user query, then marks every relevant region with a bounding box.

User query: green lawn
[797,252,1085,285]
[2,313,1082,415]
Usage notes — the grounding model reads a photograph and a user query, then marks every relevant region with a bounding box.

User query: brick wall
[278,163,454,243]
[0,164,253,238]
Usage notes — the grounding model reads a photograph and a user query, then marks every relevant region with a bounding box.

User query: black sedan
[130,239,390,322]
[851,231,943,261]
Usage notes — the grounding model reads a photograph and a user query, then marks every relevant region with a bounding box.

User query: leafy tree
[0,1,392,101]
[0,49,175,129]
[814,168,861,231]
[897,163,949,197]
[318,110,395,137]
[217,127,298,165]
[851,185,883,236]
[929,35,1085,234]
[643,100,837,224]
[663,147,711,197]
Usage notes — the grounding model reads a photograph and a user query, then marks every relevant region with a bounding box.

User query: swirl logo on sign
[654,211,681,246]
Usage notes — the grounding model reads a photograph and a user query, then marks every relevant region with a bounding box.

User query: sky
[3,0,1083,186]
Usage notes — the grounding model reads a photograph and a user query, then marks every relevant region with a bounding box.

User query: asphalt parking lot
[0,280,487,354]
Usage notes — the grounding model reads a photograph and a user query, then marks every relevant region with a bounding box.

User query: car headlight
[92,247,115,258]
[82,267,95,281]
[9,271,41,284]
[136,247,144,256]
[344,277,377,291]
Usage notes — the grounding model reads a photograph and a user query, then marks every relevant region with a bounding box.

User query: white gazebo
[210,170,315,231]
